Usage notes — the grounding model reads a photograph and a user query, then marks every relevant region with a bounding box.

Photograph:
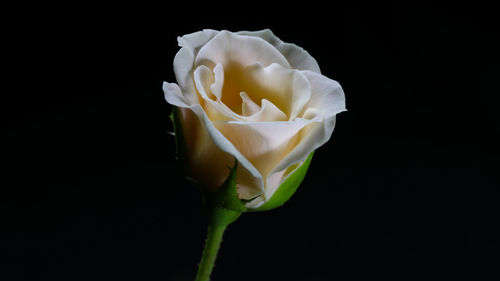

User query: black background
[2,2,499,281]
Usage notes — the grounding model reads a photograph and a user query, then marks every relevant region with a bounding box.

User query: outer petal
[195,30,291,70]
[177,29,219,52]
[237,29,321,73]
[273,72,345,173]
[163,82,189,107]
[255,72,346,207]
[300,70,347,119]
[163,82,265,199]
[173,29,219,105]
[264,118,332,200]
[214,119,314,200]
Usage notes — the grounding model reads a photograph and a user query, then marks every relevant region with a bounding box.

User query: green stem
[195,204,241,281]
[194,223,226,281]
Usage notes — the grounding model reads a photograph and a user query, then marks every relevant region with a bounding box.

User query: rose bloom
[164,29,346,209]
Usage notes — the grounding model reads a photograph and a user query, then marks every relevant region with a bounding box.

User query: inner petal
[210,63,224,100]
[193,65,215,101]
[193,64,289,123]
[243,99,287,122]
[240,92,260,116]
[220,62,311,120]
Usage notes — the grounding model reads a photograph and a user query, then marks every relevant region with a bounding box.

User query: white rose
[163,29,346,210]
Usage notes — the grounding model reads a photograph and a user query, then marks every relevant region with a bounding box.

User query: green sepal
[203,160,246,227]
[250,152,314,212]
[206,200,242,228]
[206,160,247,213]
[170,106,189,177]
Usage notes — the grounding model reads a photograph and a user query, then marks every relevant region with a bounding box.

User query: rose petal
[163,82,189,107]
[195,30,291,70]
[300,70,346,119]
[239,92,288,121]
[240,92,260,116]
[173,48,199,105]
[243,99,287,122]
[192,63,288,123]
[263,72,346,201]
[237,29,321,73]
[164,82,265,199]
[214,119,313,199]
[173,29,219,105]
[177,29,219,53]
[210,63,224,100]
[201,95,288,123]
[193,65,215,100]
[240,63,311,120]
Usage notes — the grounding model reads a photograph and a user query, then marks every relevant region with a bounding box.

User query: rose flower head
[164,29,346,211]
